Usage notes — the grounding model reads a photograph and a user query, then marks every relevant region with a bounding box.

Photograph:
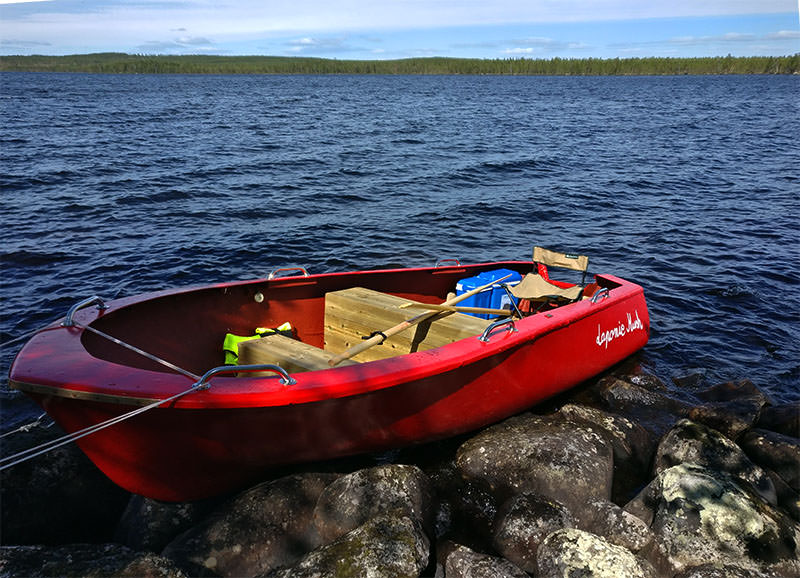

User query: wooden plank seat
[238,333,358,374]
[324,287,489,363]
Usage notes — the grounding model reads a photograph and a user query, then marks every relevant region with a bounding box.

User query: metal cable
[0,384,201,471]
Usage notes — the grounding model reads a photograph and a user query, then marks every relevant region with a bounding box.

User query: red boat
[8,249,649,501]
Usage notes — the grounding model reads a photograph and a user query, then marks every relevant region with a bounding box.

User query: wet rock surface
[0,543,186,577]
[264,514,429,578]
[161,472,337,577]
[3,368,799,577]
[455,413,614,513]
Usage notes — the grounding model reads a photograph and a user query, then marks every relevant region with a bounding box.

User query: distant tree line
[1,53,798,75]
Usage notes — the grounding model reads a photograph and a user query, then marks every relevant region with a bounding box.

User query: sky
[0,0,798,59]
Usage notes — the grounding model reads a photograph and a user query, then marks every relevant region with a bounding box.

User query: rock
[653,419,777,505]
[757,403,800,438]
[444,544,528,578]
[313,464,434,544]
[161,472,337,577]
[558,403,654,503]
[673,563,778,578]
[491,492,574,572]
[765,468,800,522]
[536,529,658,578]
[688,379,770,439]
[427,462,498,547]
[740,428,800,492]
[0,424,130,545]
[624,463,800,576]
[572,499,654,554]
[265,515,429,578]
[0,544,186,577]
[455,413,614,513]
[695,379,770,405]
[115,495,220,553]
[591,376,692,438]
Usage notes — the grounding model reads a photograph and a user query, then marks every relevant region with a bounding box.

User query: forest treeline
[1,53,798,75]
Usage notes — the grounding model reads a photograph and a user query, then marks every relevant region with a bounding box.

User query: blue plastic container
[455,269,522,319]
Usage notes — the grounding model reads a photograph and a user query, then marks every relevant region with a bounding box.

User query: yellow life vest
[223,322,293,365]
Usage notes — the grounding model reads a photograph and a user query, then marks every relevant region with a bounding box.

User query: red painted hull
[9,262,649,501]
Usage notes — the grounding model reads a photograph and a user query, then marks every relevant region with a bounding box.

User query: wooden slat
[239,334,357,374]
[323,287,488,362]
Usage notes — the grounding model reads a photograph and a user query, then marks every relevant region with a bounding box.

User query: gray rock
[265,515,429,578]
[0,544,186,578]
[573,499,654,554]
[444,544,528,578]
[765,468,800,522]
[653,419,777,505]
[624,463,800,576]
[757,403,800,438]
[673,563,778,578]
[115,495,220,553]
[491,493,574,572]
[427,462,497,547]
[536,528,658,578]
[559,403,654,502]
[455,413,614,512]
[313,464,434,544]
[161,472,337,577]
[593,376,692,437]
[688,379,770,439]
[740,428,800,492]
[0,424,130,545]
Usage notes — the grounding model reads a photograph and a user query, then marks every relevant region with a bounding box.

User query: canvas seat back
[510,246,589,302]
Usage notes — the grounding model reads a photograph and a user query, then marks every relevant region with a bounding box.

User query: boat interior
[79,251,618,377]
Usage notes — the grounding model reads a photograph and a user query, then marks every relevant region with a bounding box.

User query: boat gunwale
[9,270,648,410]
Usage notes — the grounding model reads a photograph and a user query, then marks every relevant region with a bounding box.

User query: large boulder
[558,403,654,503]
[427,462,498,548]
[653,419,777,505]
[0,544,185,578]
[0,423,130,545]
[115,495,220,553]
[444,544,527,578]
[491,492,574,573]
[572,499,654,555]
[624,463,800,576]
[757,402,800,438]
[265,515,429,578]
[455,413,614,512]
[312,464,434,544]
[688,379,770,439]
[588,375,692,438]
[161,472,337,577]
[740,428,800,492]
[536,529,657,578]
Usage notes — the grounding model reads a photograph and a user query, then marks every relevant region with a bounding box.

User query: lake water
[1,72,798,430]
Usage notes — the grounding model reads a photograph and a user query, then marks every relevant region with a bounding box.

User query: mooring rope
[0,413,53,439]
[1,302,205,470]
[0,382,203,471]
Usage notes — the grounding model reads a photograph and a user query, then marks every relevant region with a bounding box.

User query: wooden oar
[327,273,512,367]
[399,302,512,317]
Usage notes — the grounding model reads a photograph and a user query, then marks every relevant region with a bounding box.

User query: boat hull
[10,263,649,501]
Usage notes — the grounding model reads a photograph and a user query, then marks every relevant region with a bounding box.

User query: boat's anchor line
[0,363,295,472]
[1,294,299,471]
[0,413,54,440]
[0,383,202,472]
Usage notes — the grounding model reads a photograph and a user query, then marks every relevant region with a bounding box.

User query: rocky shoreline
[1,365,798,577]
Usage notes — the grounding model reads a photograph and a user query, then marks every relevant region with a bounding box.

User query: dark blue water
[1,72,798,430]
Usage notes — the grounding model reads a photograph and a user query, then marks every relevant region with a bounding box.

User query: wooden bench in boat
[237,287,490,373]
[324,287,489,363]
[238,333,358,374]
